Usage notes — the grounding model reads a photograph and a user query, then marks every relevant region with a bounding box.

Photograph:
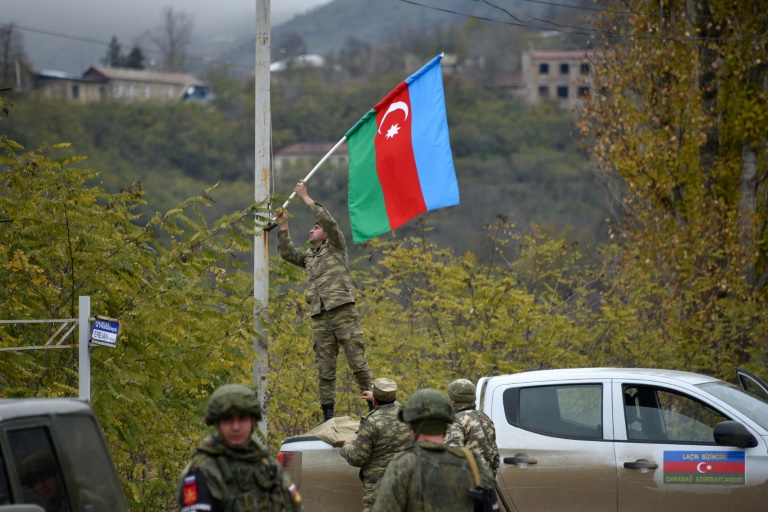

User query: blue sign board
[90,316,120,348]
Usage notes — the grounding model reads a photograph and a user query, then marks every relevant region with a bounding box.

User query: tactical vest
[214,454,291,512]
[412,444,478,510]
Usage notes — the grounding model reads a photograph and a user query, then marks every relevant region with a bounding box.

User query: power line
[1,22,255,73]
[393,0,768,44]
[478,0,601,34]
[395,0,594,35]
[518,0,768,20]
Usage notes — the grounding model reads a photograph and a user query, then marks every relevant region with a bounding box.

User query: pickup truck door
[493,378,617,512]
[612,378,768,512]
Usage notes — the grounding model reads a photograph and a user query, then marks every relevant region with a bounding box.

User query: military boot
[321,403,334,423]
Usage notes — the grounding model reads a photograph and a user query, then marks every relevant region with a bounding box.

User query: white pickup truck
[279,367,768,512]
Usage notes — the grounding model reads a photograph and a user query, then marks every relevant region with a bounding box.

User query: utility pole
[254,0,271,439]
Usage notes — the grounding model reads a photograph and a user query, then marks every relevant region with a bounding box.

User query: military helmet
[447,378,476,403]
[205,384,263,425]
[397,388,454,425]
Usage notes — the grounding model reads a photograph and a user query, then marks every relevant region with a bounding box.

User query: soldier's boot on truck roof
[321,403,334,423]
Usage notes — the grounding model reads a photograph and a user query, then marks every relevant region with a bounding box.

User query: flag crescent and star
[378,101,409,138]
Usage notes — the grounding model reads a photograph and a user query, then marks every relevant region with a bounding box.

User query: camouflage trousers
[311,302,374,405]
[362,481,377,512]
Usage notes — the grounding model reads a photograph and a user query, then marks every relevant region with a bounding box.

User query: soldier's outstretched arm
[277,212,307,267]
[340,420,375,467]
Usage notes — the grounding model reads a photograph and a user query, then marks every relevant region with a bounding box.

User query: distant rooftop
[528,50,593,60]
[83,66,203,86]
[37,70,81,80]
[270,54,325,73]
[275,141,348,157]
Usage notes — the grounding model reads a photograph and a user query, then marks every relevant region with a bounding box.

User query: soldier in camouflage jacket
[445,378,500,476]
[372,389,498,512]
[177,384,302,512]
[277,180,374,423]
[340,378,412,512]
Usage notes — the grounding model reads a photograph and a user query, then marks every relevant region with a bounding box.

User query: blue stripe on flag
[406,55,460,211]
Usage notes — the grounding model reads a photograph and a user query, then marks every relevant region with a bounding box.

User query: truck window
[54,416,123,511]
[623,385,728,443]
[503,384,603,439]
[6,427,71,511]
[0,447,11,504]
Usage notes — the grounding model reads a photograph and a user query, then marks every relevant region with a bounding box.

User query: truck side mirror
[713,420,758,448]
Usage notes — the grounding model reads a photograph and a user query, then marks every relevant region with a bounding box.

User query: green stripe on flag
[347,110,390,243]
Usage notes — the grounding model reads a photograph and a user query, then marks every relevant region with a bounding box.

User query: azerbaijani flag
[345,54,459,244]
[663,451,745,485]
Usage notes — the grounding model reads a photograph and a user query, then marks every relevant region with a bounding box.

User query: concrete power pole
[254,0,271,439]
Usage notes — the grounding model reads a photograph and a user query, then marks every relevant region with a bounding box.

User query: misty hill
[213,0,589,76]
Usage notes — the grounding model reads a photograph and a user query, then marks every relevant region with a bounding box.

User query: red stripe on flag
[374,82,427,229]
[664,461,745,474]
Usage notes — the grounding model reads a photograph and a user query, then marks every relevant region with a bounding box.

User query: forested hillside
[3,65,607,261]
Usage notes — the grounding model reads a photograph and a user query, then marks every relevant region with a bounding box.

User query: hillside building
[521,50,594,109]
[273,141,349,173]
[33,66,208,103]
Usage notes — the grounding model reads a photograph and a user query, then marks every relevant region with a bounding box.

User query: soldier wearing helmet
[445,378,500,476]
[176,384,303,512]
[371,389,498,512]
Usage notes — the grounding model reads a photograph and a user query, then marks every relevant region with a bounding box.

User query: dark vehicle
[0,399,128,511]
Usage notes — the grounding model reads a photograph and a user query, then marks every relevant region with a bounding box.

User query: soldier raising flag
[277,180,375,423]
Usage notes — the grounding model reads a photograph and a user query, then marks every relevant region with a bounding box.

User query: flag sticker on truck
[663,451,745,485]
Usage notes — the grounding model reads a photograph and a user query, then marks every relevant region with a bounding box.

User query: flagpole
[265,135,347,230]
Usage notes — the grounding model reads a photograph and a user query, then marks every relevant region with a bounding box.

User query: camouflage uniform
[445,403,501,476]
[278,201,373,406]
[176,384,303,512]
[340,379,412,512]
[371,388,498,512]
[445,378,500,476]
[177,433,301,512]
[371,440,497,512]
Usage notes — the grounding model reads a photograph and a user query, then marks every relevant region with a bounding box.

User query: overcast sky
[3,0,332,72]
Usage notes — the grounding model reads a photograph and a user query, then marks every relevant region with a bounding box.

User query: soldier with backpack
[371,388,498,512]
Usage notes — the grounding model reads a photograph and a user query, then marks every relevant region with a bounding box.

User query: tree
[101,37,144,69]
[123,45,145,69]
[275,31,307,70]
[0,23,26,87]
[150,7,194,72]
[578,1,768,375]
[337,37,372,78]
[0,97,271,509]
[102,36,122,67]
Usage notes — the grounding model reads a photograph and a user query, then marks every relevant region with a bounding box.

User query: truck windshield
[698,381,768,431]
